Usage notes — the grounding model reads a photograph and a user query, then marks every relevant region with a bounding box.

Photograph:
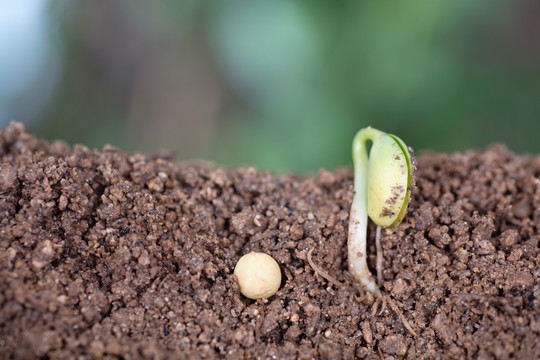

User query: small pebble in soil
[233,252,281,299]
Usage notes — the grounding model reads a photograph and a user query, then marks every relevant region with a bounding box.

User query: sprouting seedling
[347,126,418,336]
[307,126,416,334]
[348,126,414,294]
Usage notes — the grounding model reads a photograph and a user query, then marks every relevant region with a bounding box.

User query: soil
[0,122,539,359]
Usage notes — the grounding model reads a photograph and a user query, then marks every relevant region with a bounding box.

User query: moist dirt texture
[1,122,539,360]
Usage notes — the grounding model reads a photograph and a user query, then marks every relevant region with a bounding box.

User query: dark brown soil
[1,122,539,359]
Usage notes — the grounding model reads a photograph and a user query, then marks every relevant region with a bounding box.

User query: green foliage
[352,127,412,228]
[40,0,540,171]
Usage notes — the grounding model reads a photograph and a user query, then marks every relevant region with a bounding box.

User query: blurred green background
[1,0,539,172]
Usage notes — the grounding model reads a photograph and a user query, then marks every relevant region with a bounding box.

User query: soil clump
[1,122,539,359]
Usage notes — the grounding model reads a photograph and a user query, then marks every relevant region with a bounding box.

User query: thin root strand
[308,247,418,337]
[307,248,344,288]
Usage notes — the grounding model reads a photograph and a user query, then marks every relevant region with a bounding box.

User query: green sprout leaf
[348,126,414,292]
[367,133,412,228]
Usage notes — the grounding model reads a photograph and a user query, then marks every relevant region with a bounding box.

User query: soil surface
[1,122,539,359]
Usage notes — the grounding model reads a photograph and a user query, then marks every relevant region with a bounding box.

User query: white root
[376,226,383,287]
[348,194,417,337]
[348,194,379,294]
[308,247,417,337]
